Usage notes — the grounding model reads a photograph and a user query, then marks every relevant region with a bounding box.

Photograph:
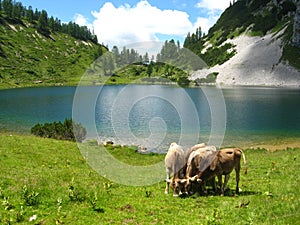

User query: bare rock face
[293,1,300,47]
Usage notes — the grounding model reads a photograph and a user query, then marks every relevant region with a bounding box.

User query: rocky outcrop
[190,28,300,87]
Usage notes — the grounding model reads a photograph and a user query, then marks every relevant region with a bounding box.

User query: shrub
[31,118,86,142]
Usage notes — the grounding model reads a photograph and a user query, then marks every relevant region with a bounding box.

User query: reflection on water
[0,85,300,151]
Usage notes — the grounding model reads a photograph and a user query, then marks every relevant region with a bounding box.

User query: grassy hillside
[0,133,299,224]
[0,16,107,89]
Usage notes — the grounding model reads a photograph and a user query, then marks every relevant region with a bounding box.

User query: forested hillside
[85,39,204,86]
[0,0,106,89]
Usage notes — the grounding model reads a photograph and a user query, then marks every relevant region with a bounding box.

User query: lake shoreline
[1,80,300,91]
[1,131,300,153]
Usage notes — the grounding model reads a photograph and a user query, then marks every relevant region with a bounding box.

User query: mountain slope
[188,0,300,86]
[0,16,107,89]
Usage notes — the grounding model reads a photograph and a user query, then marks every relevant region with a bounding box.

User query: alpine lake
[0,84,300,151]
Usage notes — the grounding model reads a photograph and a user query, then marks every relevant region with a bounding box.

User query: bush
[195,72,219,85]
[31,118,86,142]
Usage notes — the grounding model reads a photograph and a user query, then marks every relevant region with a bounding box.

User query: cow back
[165,143,185,178]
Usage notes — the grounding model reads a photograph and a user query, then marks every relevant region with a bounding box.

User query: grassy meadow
[0,133,299,224]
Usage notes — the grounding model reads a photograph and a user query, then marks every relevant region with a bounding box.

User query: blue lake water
[1,85,300,150]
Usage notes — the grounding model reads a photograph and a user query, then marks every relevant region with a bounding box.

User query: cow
[164,142,206,196]
[184,145,218,195]
[184,143,207,163]
[164,142,185,196]
[192,148,247,196]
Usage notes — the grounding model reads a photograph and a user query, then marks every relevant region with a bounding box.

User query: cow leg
[212,177,217,193]
[217,174,222,193]
[222,174,230,196]
[235,166,240,194]
[200,181,208,195]
[165,168,171,194]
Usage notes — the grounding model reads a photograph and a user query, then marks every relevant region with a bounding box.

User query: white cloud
[194,0,232,34]
[193,17,216,36]
[74,13,93,31]
[91,0,193,48]
[195,0,232,11]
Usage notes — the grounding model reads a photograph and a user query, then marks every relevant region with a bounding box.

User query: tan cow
[184,145,218,194]
[164,142,185,196]
[164,142,206,196]
[194,148,247,196]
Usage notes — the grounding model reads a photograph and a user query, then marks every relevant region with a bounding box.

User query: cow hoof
[173,194,179,197]
[165,191,168,194]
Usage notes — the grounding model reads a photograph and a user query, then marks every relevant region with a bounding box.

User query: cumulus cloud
[195,0,232,11]
[194,0,232,34]
[74,13,93,31]
[91,0,193,48]
[193,17,217,36]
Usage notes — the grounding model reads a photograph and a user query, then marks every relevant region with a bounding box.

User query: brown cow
[184,145,217,194]
[194,148,247,196]
[165,142,206,196]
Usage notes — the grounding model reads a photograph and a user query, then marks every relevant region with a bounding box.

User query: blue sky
[18,0,232,48]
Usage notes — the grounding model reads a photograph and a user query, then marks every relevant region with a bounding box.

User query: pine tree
[143,52,149,63]
[12,2,23,19]
[2,0,13,17]
[26,6,34,22]
[33,8,40,20]
[37,10,50,36]
[112,46,121,67]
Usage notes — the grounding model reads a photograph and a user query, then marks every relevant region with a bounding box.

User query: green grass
[0,133,300,224]
[0,17,107,89]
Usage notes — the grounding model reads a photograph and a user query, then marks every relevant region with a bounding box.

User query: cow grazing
[184,143,206,163]
[164,142,206,196]
[184,145,217,194]
[164,142,185,196]
[196,148,247,196]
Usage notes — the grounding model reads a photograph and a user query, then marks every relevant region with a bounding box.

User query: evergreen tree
[33,8,40,20]
[26,6,33,22]
[54,18,61,31]
[37,10,50,36]
[107,54,115,75]
[12,2,23,19]
[143,52,149,63]
[112,45,121,67]
[2,0,13,17]
[49,16,55,31]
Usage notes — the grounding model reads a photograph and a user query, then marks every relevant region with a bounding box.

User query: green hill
[0,2,107,89]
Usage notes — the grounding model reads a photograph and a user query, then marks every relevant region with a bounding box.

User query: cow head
[170,178,188,196]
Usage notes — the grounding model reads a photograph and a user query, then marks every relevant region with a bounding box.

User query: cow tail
[239,149,248,175]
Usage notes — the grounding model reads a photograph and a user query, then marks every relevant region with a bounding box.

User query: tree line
[92,39,207,86]
[0,0,98,43]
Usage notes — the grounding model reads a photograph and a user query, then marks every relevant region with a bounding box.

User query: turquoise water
[1,85,300,150]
